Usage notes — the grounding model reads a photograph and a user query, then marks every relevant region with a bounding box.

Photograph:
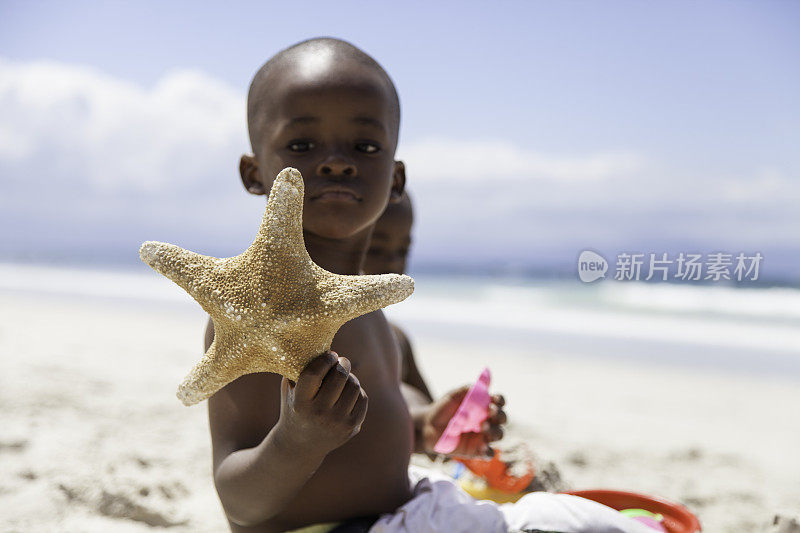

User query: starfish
[139,167,414,406]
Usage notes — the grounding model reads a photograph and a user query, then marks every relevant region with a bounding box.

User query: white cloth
[368,466,656,533]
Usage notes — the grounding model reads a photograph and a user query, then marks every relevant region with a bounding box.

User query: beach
[1,263,799,532]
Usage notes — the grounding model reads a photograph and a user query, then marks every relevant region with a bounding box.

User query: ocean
[2,262,799,379]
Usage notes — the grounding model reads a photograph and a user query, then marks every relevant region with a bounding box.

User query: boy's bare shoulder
[331,310,401,376]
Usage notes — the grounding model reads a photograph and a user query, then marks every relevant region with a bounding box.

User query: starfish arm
[323,273,415,323]
[176,326,243,406]
[252,167,307,257]
[139,241,220,309]
[140,167,419,406]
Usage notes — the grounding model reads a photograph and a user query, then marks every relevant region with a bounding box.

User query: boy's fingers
[479,420,503,441]
[488,405,507,426]
[315,357,352,406]
[485,424,504,442]
[349,389,369,424]
[492,394,505,407]
[334,375,361,414]
[294,351,339,401]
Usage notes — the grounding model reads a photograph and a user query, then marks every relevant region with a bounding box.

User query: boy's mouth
[310,185,362,203]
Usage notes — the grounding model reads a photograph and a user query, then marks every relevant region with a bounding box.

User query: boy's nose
[317,157,356,178]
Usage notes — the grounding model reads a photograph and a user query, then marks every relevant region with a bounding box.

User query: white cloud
[0,57,797,277]
[397,137,643,182]
[0,57,247,194]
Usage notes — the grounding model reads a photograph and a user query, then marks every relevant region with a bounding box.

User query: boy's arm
[209,381,326,527]
[393,324,433,403]
[205,321,368,527]
[392,323,445,455]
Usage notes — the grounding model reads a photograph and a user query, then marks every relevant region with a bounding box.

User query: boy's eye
[288,141,314,152]
[355,142,380,154]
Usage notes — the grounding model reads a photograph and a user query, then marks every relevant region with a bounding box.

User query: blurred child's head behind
[364,190,413,275]
[240,37,406,241]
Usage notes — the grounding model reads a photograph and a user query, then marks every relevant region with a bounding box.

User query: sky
[1,1,799,280]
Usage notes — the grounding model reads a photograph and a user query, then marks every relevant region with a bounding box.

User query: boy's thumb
[449,385,470,401]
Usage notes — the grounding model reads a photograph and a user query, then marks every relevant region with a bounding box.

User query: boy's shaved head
[247,37,400,155]
[239,37,406,241]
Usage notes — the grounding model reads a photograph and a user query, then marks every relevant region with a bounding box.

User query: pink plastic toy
[434,367,492,454]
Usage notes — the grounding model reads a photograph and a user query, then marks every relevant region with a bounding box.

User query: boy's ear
[239,154,267,195]
[389,160,406,204]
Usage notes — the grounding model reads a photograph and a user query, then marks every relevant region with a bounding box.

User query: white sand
[1,283,799,532]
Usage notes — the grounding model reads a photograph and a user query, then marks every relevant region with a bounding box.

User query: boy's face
[364,197,412,275]
[242,56,404,240]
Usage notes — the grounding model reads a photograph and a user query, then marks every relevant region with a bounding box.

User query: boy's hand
[421,385,507,457]
[275,351,368,457]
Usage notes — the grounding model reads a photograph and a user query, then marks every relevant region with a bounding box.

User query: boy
[206,37,649,533]
[363,191,433,404]
[205,38,504,532]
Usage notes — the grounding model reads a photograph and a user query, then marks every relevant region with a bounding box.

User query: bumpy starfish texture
[140,167,414,406]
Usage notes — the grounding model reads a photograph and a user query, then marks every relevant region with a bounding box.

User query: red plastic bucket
[562,489,701,533]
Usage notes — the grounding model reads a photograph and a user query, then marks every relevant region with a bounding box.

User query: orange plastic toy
[456,451,535,493]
